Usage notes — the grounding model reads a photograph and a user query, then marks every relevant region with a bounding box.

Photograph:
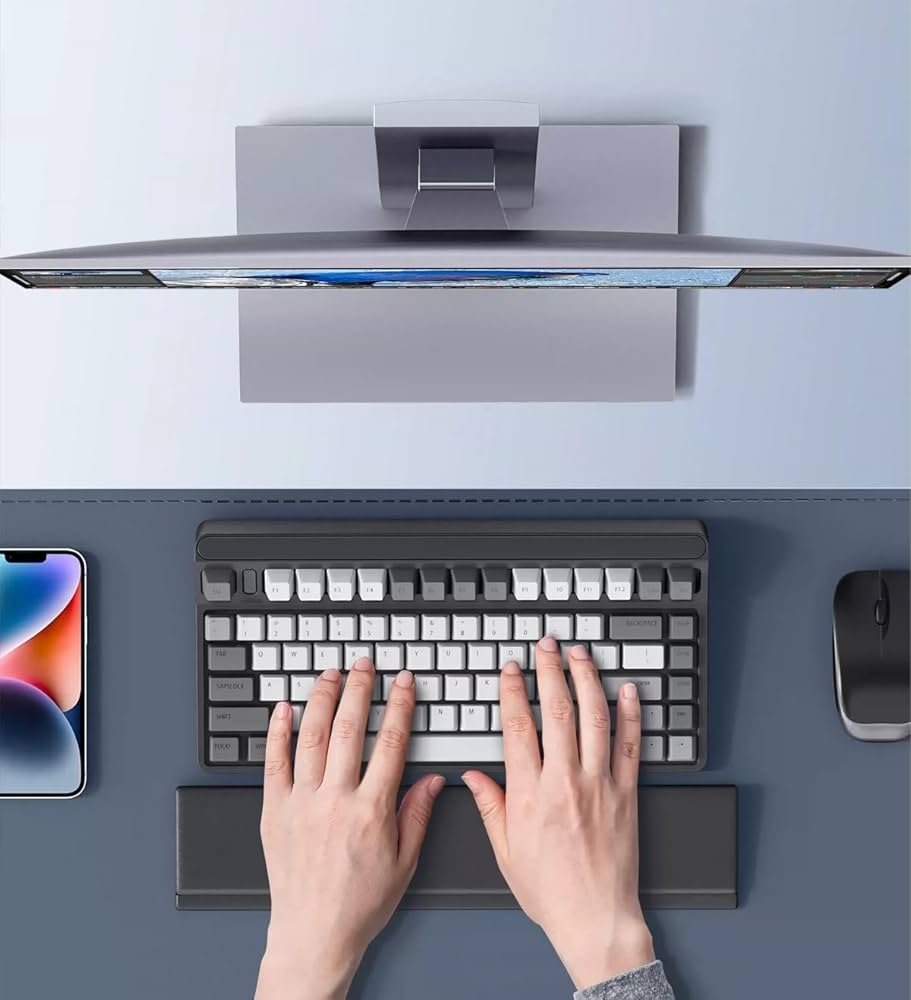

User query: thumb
[461,771,507,860]
[397,773,446,872]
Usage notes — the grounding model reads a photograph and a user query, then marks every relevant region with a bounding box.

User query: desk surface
[0,491,908,1000]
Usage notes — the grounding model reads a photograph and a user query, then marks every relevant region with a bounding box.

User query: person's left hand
[255,660,445,1000]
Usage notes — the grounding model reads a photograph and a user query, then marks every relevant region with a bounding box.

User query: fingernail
[429,775,445,796]
[622,682,639,700]
[322,668,341,682]
[274,701,290,720]
[461,772,478,791]
[539,635,558,651]
[395,669,414,688]
[353,657,373,671]
[570,644,589,659]
[502,660,521,674]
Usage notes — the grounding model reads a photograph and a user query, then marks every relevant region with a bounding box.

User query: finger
[611,682,642,789]
[535,636,579,768]
[322,658,375,787]
[461,771,507,861]
[498,660,541,786]
[361,670,415,799]
[294,668,343,788]
[566,644,612,776]
[397,773,446,873]
[262,701,293,807]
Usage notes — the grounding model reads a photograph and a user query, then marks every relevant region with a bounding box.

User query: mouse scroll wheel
[874,598,888,627]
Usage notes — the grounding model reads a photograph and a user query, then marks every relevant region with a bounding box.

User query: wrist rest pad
[176,784,736,910]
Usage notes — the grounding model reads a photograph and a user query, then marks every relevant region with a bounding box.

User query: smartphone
[0,549,87,798]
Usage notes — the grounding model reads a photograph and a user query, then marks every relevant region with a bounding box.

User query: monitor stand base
[235,123,679,403]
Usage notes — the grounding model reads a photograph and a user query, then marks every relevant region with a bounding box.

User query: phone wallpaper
[0,554,84,794]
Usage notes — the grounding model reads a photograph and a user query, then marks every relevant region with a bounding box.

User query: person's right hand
[462,636,655,992]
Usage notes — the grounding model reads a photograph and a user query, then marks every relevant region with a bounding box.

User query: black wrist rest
[176,784,737,910]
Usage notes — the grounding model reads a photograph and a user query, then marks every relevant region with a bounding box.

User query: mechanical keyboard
[196,519,709,771]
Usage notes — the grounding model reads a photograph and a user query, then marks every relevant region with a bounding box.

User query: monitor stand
[235,119,679,402]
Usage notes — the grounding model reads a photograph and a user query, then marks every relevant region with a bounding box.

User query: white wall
[1,0,908,488]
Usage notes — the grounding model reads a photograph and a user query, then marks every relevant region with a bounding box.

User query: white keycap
[605,567,634,601]
[344,643,373,668]
[512,567,541,601]
[668,736,695,763]
[314,643,343,671]
[544,614,573,640]
[491,706,502,731]
[591,642,619,671]
[367,705,385,732]
[429,705,458,732]
[329,615,357,641]
[543,567,573,600]
[374,643,404,671]
[622,644,665,670]
[359,615,388,641]
[291,705,304,730]
[357,567,386,601]
[574,568,603,601]
[283,643,311,671]
[498,643,528,668]
[468,643,497,671]
[421,615,450,641]
[405,643,435,671]
[364,734,504,762]
[445,675,473,701]
[267,615,295,641]
[251,643,280,671]
[412,705,429,732]
[390,615,419,641]
[602,675,663,701]
[452,615,481,640]
[414,675,443,701]
[264,568,294,602]
[483,615,511,641]
[326,568,356,601]
[260,675,289,701]
[513,615,543,641]
[475,676,500,702]
[204,615,232,642]
[237,615,265,642]
[295,568,325,602]
[437,643,466,671]
[291,675,317,702]
[460,705,490,731]
[575,614,605,641]
[298,615,327,641]
[382,676,398,699]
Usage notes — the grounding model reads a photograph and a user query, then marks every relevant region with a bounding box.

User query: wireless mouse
[833,570,910,741]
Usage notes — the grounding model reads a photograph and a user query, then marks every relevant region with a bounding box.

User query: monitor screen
[3,266,907,289]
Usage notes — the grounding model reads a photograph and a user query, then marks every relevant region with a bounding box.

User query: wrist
[550,915,655,991]
[257,928,360,1000]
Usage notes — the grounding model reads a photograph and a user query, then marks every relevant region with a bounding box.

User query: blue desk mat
[0,491,908,1000]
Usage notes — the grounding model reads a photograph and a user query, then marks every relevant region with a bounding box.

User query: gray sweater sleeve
[573,960,674,1000]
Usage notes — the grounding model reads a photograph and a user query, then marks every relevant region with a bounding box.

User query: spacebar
[364,735,504,763]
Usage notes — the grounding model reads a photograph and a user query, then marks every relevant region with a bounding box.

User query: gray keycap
[609,615,662,640]
[242,569,258,595]
[481,566,509,601]
[668,735,696,762]
[602,675,663,702]
[209,737,239,762]
[247,736,268,762]
[201,567,234,602]
[209,707,269,732]
[641,736,665,762]
[669,645,695,671]
[641,705,665,731]
[667,565,695,601]
[669,705,694,731]
[451,566,478,601]
[668,675,695,701]
[204,615,233,642]
[207,646,247,671]
[420,566,446,601]
[389,566,416,600]
[669,615,695,640]
[636,566,663,601]
[209,676,253,702]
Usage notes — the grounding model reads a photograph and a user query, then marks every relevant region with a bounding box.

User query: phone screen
[0,551,87,797]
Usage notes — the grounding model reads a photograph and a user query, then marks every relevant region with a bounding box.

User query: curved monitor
[1,230,908,289]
